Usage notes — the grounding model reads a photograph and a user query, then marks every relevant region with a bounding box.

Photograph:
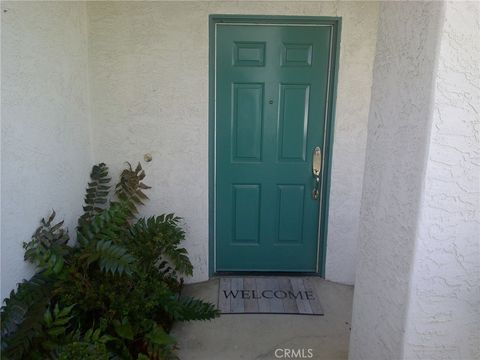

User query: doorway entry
[209,15,340,275]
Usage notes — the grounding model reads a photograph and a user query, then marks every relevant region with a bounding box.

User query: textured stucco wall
[350,1,480,360]
[1,2,93,299]
[403,2,480,359]
[349,2,445,359]
[86,1,379,284]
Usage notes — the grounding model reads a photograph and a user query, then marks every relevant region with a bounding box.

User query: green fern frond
[76,202,134,275]
[77,201,130,247]
[1,274,53,359]
[23,211,70,274]
[130,215,185,246]
[128,215,193,276]
[115,162,151,217]
[161,243,192,277]
[161,296,220,322]
[78,163,111,228]
[145,326,178,360]
[88,240,135,276]
[43,304,75,340]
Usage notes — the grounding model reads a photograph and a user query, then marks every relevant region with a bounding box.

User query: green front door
[215,22,334,272]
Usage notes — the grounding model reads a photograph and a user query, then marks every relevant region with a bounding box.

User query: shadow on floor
[171,277,353,360]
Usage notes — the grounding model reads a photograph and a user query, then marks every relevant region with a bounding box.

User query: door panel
[278,84,310,161]
[276,184,305,244]
[232,184,261,244]
[215,24,332,272]
[232,83,264,161]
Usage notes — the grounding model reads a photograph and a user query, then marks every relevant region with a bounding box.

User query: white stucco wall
[86,1,379,284]
[1,2,93,299]
[403,2,480,359]
[350,1,479,360]
[349,2,445,359]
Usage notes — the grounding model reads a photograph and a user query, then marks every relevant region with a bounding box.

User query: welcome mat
[218,277,324,315]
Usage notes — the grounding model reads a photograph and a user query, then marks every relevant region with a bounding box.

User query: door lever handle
[312,146,321,200]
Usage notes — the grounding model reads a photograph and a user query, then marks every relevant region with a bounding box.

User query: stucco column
[349,2,479,360]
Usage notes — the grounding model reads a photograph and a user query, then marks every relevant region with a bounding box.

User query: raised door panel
[278,84,310,162]
[232,184,261,244]
[276,185,305,244]
[232,83,264,161]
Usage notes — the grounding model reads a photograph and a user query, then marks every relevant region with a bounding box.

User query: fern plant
[1,162,219,360]
[78,163,111,228]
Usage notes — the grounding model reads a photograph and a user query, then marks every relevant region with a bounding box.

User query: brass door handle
[312,146,321,200]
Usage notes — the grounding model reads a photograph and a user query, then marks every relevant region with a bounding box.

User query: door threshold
[214,271,321,277]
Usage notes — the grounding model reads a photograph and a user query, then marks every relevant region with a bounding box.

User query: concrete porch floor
[172,278,353,360]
